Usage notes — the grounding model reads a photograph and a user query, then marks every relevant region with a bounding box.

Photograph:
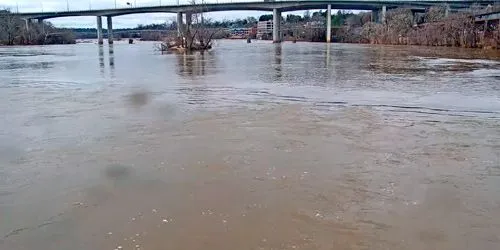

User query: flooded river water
[1,40,499,250]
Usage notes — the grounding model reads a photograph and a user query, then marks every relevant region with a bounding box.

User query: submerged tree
[162,0,222,52]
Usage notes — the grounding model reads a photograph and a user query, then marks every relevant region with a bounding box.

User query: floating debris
[73,202,84,207]
[107,232,113,235]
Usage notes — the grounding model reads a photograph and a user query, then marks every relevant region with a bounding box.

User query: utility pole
[115,0,117,8]
[16,2,19,13]
[66,0,69,11]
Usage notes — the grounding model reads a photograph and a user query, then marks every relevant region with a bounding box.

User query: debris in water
[162,219,168,223]
[152,209,157,213]
[107,232,113,235]
[117,246,123,249]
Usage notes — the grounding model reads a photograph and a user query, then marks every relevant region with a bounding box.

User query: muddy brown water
[1,40,499,250]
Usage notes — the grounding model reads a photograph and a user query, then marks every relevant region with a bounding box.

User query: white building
[257,20,273,40]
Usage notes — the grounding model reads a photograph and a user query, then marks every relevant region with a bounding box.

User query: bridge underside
[15,1,494,20]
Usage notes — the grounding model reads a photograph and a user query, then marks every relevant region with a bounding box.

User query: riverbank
[0,11,75,46]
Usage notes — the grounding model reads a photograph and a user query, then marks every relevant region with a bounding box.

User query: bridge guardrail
[6,0,495,14]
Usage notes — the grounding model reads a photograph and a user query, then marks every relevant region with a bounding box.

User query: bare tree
[0,10,21,45]
[162,0,222,52]
[0,9,74,45]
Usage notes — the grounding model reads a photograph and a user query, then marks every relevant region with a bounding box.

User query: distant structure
[257,20,273,40]
[229,27,256,39]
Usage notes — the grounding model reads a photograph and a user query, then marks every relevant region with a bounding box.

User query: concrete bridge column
[96,16,103,45]
[273,8,281,43]
[371,9,379,23]
[107,16,114,44]
[326,4,331,43]
[445,4,450,17]
[381,5,387,23]
[186,12,192,33]
[177,12,184,37]
[37,19,43,24]
[483,20,489,41]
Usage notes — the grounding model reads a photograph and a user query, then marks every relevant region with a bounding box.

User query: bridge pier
[326,4,331,43]
[273,8,281,43]
[186,12,192,34]
[107,16,114,44]
[177,12,184,37]
[371,9,379,23]
[96,16,103,45]
[381,5,387,23]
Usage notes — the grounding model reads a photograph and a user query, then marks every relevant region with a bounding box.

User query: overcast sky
[0,0,307,28]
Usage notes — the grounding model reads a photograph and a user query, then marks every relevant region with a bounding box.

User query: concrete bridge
[9,0,497,43]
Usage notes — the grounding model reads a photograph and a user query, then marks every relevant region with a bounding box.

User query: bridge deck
[7,0,496,20]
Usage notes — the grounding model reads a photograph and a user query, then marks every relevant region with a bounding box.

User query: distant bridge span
[10,0,496,20]
[5,0,496,44]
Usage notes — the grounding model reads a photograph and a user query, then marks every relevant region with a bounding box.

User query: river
[1,40,499,250]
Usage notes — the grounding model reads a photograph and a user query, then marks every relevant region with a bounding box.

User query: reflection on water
[175,51,215,77]
[98,44,105,75]
[273,43,282,80]
[0,41,500,250]
[98,44,115,77]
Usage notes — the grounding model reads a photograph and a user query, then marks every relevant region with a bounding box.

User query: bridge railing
[6,0,495,14]
[4,0,268,13]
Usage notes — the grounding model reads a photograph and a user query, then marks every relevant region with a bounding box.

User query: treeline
[338,6,497,48]
[0,10,75,45]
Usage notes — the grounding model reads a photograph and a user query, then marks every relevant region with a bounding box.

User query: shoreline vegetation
[0,10,75,46]
[1,5,498,49]
[158,5,498,51]
[340,6,498,49]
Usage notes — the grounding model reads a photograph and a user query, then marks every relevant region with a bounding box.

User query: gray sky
[0,0,291,28]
